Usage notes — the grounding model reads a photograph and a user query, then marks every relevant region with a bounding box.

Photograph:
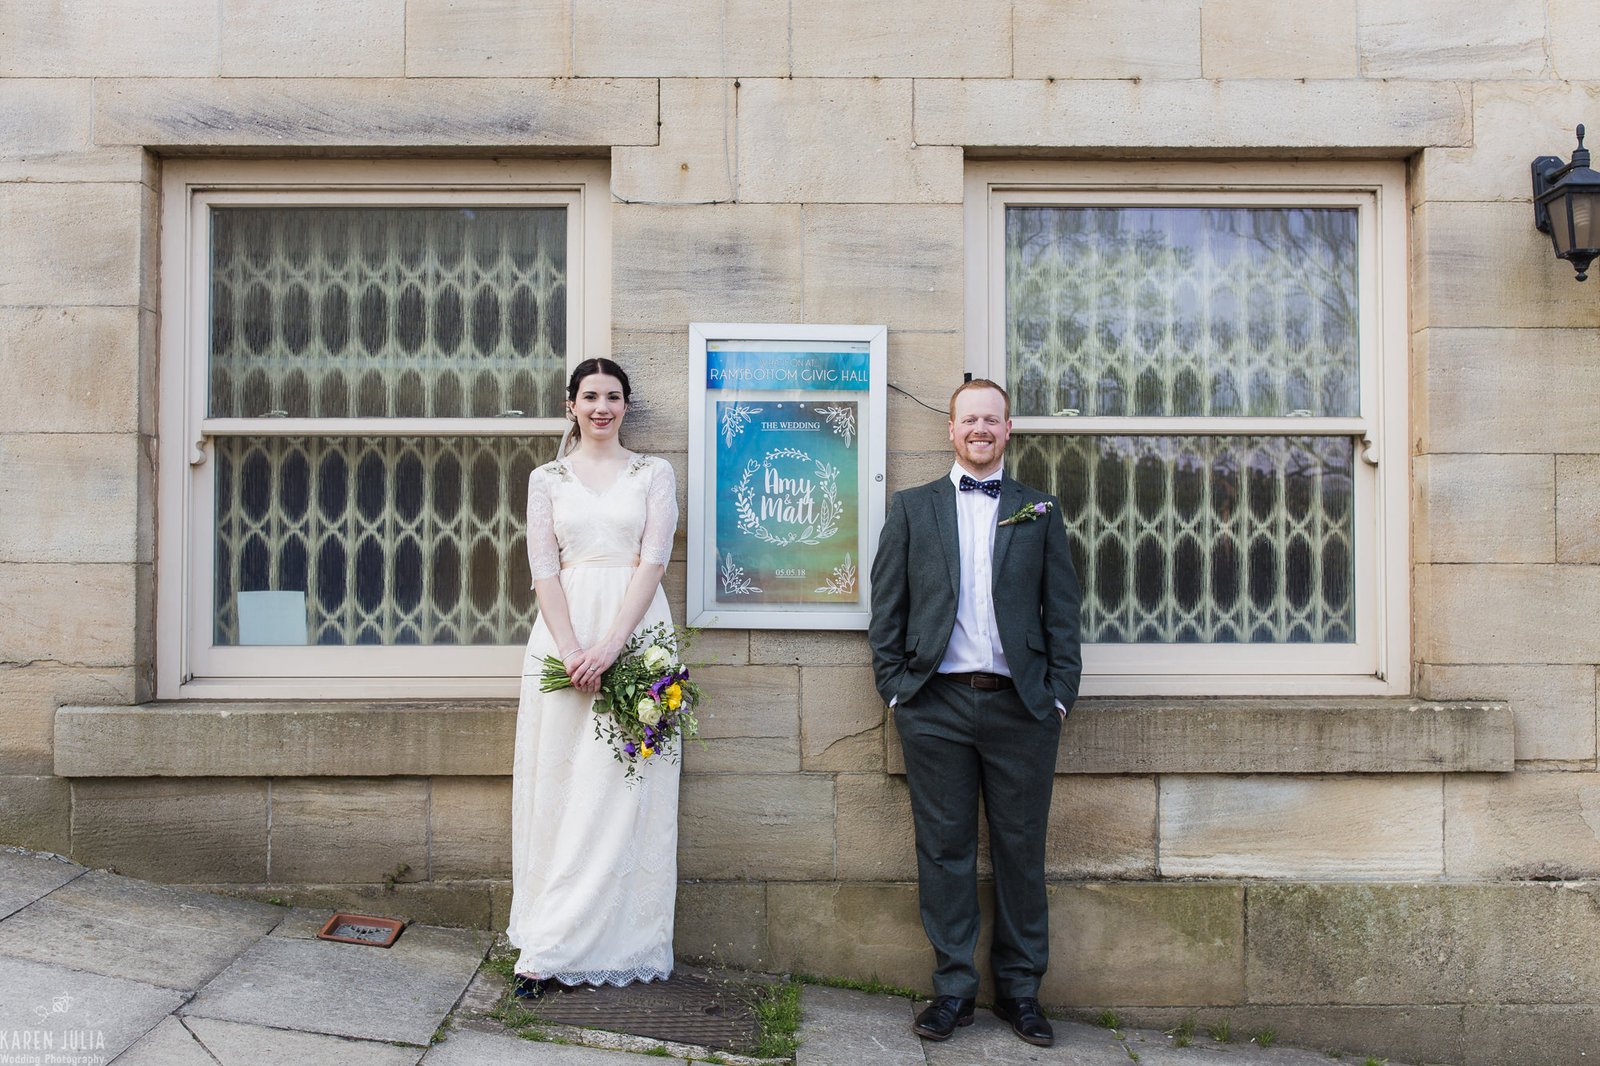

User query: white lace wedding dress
[508,453,679,985]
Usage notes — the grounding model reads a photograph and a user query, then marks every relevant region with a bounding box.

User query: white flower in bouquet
[641,645,672,672]
[635,697,663,726]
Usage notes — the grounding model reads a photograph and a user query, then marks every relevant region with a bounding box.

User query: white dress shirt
[937,463,1010,677]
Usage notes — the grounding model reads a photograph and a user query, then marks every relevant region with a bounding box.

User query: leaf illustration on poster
[716,400,860,603]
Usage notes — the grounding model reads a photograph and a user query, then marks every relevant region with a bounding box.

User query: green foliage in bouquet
[539,622,703,780]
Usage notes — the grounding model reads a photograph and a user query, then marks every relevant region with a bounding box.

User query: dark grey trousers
[894,675,1061,999]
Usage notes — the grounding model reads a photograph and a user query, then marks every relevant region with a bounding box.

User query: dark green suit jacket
[868,472,1083,720]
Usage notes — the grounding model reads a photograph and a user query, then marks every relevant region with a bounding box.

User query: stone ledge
[885,698,1513,775]
[56,695,1512,778]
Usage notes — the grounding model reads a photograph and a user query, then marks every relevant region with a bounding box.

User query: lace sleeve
[639,458,679,568]
[525,466,561,583]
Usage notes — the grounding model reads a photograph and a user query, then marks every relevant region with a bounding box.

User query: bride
[508,357,680,994]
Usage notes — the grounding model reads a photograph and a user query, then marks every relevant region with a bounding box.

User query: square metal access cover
[316,912,405,947]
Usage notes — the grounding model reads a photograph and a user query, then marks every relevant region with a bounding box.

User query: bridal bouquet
[538,622,703,779]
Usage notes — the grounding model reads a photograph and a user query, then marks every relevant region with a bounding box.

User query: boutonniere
[998,500,1053,527]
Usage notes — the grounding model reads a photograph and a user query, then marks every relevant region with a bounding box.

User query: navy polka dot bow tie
[958,474,1002,498]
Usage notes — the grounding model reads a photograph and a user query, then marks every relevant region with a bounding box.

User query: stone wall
[3,2,1600,1063]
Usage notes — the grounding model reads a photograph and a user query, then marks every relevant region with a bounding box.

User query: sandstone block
[55,702,517,777]
[0,307,143,433]
[885,333,964,453]
[1461,1005,1600,1066]
[1445,772,1600,879]
[1416,452,1554,563]
[801,205,963,332]
[1358,0,1547,79]
[683,665,800,774]
[767,882,932,992]
[737,80,962,204]
[430,776,511,880]
[572,0,785,76]
[0,664,134,775]
[0,435,146,563]
[689,627,748,667]
[1159,774,1443,879]
[751,630,872,667]
[0,564,139,667]
[0,80,151,184]
[1427,565,1600,664]
[1200,0,1358,78]
[405,0,569,76]
[0,183,145,307]
[93,78,657,147]
[269,778,429,884]
[221,0,403,76]
[71,778,268,882]
[834,774,916,881]
[1081,1005,1466,1066]
[801,666,884,772]
[1557,455,1600,564]
[678,774,834,880]
[1014,0,1201,79]
[1046,776,1157,880]
[613,79,736,205]
[1549,0,1600,79]
[1421,202,1599,329]
[1418,664,1597,764]
[1416,83,1600,204]
[1420,328,1600,454]
[791,0,1010,77]
[1248,882,1600,1004]
[1045,883,1244,1006]
[887,451,958,497]
[914,79,1471,149]
[612,204,802,331]
[673,881,769,969]
[0,0,218,76]
[609,332,691,453]
[0,773,70,853]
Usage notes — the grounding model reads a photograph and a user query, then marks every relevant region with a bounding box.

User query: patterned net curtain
[209,206,566,646]
[1005,206,1359,644]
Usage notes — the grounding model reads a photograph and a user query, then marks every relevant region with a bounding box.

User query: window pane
[1005,207,1359,418]
[209,206,568,418]
[1010,434,1355,644]
[213,435,558,646]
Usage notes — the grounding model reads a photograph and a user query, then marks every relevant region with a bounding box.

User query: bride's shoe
[513,975,555,999]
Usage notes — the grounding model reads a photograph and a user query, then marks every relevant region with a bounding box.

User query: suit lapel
[930,477,961,596]
[991,475,1023,582]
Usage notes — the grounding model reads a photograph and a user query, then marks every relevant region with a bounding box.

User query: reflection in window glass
[214,435,558,646]
[1005,207,1359,418]
[1010,435,1354,644]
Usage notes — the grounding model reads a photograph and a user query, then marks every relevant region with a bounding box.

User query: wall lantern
[1532,124,1600,281]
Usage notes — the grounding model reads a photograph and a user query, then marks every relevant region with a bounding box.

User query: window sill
[889,697,1513,775]
[55,696,1513,779]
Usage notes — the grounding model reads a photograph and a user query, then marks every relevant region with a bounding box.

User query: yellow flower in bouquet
[664,683,683,711]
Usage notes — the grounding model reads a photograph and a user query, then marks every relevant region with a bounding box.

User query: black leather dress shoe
[912,995,976,1040]
[992,996,1054,1047]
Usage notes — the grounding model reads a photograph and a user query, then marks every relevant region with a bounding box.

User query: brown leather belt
[939,671,1014,691]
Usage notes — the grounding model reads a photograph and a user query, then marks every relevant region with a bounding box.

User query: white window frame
[965,160,1409,696]
[156,159,611,700]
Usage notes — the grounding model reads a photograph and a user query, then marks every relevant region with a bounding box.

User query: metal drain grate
[521,968,766,1052]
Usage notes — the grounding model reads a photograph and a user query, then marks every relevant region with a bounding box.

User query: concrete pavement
[0,847,1423,1065]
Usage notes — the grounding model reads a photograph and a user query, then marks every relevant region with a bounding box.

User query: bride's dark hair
[561,359,632,454]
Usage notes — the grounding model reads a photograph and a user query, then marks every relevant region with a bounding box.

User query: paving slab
[420,1026,687,1064]
[184,923,491,1046]
[0,870,283,990]
[114,1015,228,1066]
[1117,1026,1340,1064]
[797,985,925,1066]
[0,955,186,1064]
[0,848,83,920]
[262,905,338,938]
[186,1016,428,1066]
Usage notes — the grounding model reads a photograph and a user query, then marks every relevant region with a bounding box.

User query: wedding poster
[687,325,887,630]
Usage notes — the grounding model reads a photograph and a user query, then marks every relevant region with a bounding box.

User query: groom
[868,378,1082,1048]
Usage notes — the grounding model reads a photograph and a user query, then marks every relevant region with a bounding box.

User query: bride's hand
[567,636,624,694]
